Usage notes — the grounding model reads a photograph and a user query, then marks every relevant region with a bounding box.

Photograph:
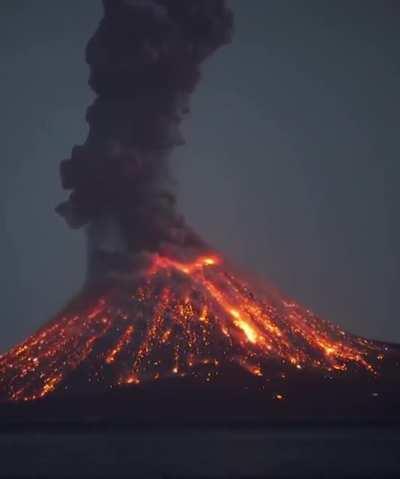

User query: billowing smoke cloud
[56,0,233,270]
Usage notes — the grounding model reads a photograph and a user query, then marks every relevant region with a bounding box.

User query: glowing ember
[0,254,383,402]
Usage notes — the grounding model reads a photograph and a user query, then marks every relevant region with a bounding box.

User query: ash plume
[56,0,233,267]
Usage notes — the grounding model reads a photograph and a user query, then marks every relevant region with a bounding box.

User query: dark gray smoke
[56,0,233,274]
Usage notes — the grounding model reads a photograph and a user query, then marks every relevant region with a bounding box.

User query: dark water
[0,427,399,478]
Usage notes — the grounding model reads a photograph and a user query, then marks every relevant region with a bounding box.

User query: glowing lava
[0,254,384,402]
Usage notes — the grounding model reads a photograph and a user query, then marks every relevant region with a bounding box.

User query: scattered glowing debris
[0,253,382,402]
[105,325,135,364]
[250,367,262,377]
[125,375,140,385]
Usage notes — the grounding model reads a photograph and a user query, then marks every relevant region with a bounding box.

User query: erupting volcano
[0,0,399,411]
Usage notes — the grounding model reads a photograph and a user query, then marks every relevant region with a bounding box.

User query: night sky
[0,0,399,352]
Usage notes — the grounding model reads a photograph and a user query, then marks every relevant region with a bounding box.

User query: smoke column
[56,0,233,279]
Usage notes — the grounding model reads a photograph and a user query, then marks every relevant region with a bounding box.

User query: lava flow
[0,253,386,402]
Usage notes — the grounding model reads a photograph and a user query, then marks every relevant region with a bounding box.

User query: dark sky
[0,0,399,352]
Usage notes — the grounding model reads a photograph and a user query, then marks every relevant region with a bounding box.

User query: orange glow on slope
[0,253,383,402]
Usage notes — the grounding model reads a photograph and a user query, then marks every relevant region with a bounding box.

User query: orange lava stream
[0,254,382,402]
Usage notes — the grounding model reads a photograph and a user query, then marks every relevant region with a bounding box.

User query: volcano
[1,0,399,420]
[0,253,399,408]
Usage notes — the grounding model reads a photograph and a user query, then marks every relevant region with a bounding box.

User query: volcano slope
[0,254,399,425]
